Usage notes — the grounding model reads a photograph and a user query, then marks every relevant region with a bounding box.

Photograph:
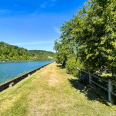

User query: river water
[0,61,54,84]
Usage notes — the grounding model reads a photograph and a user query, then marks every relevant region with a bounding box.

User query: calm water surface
[0,61,54,84]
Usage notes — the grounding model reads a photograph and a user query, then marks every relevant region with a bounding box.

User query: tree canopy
[54,0,116,74]
[0,42,55,61]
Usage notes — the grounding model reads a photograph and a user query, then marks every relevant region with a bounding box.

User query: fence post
[108,79,113,102]
[89,72,92,84]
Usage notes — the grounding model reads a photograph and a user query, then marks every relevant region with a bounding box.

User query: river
[0,61,54,84]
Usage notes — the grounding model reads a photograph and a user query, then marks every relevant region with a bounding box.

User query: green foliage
[29,50,55,61]
[54,0,116,75]
[66,57,83,77]
[0,42,55,61]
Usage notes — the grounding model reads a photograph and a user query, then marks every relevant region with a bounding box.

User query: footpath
[0,62,116,116]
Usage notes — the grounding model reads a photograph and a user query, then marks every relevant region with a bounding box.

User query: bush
[73,69,79,77]
[66,57,83,77]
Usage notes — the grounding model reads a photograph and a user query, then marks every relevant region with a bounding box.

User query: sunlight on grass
[0,62,116,116]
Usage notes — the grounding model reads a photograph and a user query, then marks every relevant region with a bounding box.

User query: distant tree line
[0,42,55,61]
[54,0,116,77]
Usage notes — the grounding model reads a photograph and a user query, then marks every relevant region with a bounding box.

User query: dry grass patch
[0,62,116,116]
[27,63,63,115]
[0,94,21,114]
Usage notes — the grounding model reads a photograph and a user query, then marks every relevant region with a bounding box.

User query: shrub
[66,57,83,77]
[73,69,79,77]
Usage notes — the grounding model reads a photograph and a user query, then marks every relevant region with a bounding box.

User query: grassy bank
[0,62,116,116]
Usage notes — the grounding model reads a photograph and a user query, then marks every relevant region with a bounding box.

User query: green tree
[54,0,116,75]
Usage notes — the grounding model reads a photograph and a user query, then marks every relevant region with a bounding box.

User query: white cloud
[54,27,61,34]
[12,41,54,45]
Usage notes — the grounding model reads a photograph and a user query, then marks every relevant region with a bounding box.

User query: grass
[0,62,116,116]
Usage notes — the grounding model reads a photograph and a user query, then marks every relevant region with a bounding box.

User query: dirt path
[0,62,116,116]
[27,62,63,116]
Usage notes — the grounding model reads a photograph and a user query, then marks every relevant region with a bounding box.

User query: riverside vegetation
[54,0,116,76]
[54,0,116,71]
[54,0,116,88]
[0,42,55,61]
[54,0,116,103]
[0,62,116,116]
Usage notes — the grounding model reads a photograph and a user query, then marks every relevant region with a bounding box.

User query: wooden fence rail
[77,67,116,102]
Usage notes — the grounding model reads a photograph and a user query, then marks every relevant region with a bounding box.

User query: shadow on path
[57,64,65,69]
[68,78,110,106]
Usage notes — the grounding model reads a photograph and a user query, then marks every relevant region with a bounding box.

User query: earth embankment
[0,62,116,116]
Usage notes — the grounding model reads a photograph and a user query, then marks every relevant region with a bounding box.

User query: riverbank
[0,62,116,115]
[0,61,54,84]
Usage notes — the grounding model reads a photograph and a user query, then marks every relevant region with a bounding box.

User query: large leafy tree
[54,0,116,75]
[79,0,116,73]
[54,40,74,66]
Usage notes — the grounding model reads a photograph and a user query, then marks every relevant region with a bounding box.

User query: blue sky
[0,0,88,52]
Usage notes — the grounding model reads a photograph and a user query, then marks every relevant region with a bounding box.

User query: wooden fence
[77,67,116,102]
[0,62,53,92]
